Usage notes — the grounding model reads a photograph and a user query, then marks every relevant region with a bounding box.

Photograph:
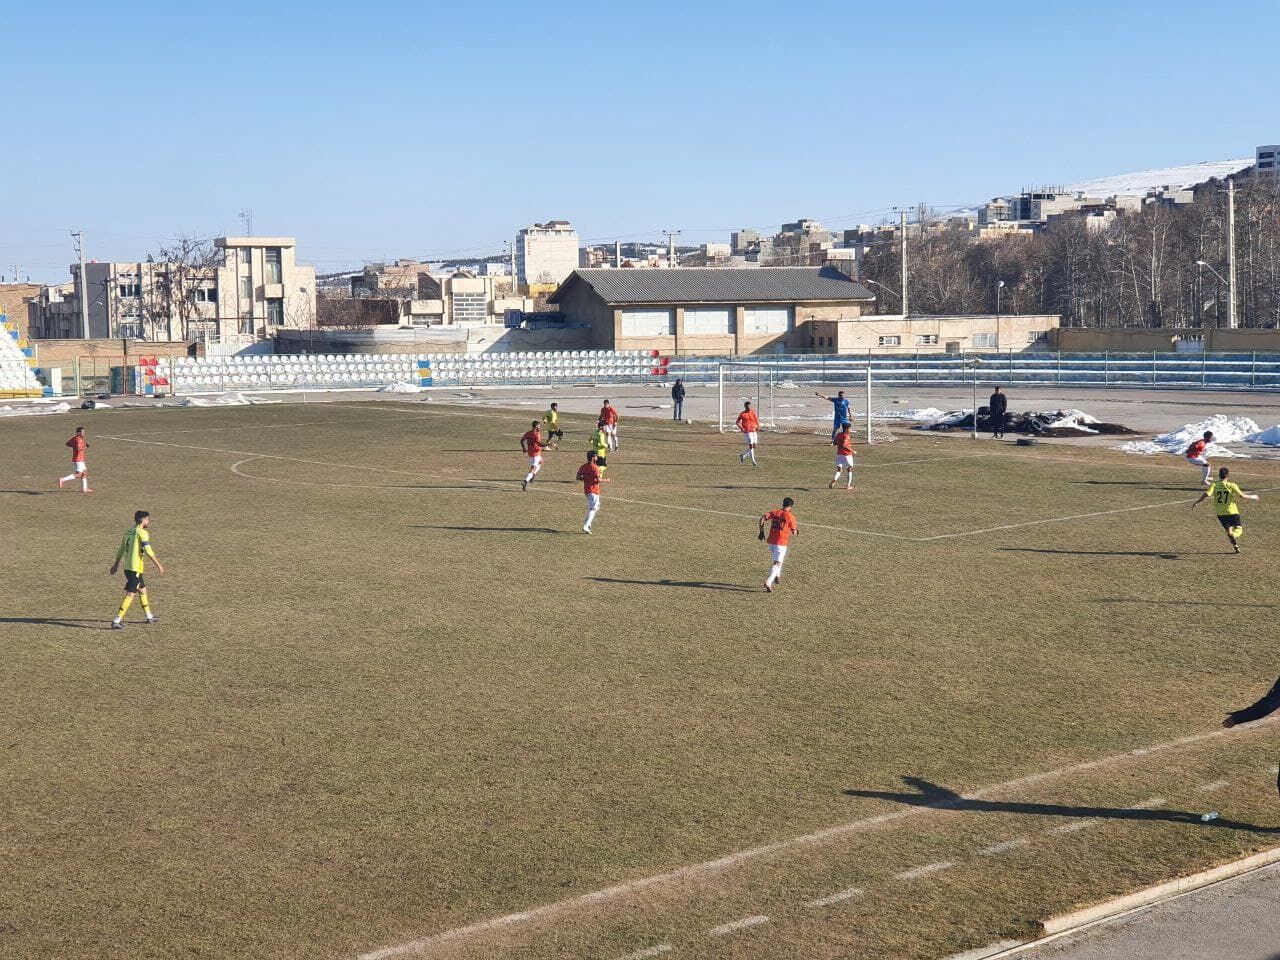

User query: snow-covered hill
[1062,158,1253,197]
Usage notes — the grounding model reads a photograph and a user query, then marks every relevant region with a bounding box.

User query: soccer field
[3,398,1279,960]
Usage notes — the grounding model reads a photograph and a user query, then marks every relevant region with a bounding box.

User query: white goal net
[716,361,897,443]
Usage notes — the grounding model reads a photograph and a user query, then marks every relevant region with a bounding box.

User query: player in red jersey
[759,496,798,592]
[599,399,620,451]
[520,421,545,492]
[59,426,93,494]
[576,451,609,534]
[1185,430,1214,485]
[829,423,856,490]
[736,401,760,465]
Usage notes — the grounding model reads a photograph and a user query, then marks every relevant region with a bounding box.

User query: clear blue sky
[4,0,1276,282]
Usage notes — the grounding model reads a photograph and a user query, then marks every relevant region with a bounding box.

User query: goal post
[716,358,897,443]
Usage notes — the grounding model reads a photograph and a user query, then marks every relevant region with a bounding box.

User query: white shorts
[605,424,617,435]
[769,544,788,564]
[529,455,543,469]
[73,461,87,473]
[1188,456,1209,467]
[745,431,759,445]
[585,493,600,510]
[835,454,855,468]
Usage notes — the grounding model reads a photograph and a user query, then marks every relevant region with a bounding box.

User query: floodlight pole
[865,352,873,445]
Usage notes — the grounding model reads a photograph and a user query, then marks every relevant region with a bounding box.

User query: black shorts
[124,570,146,592]
[1217,514,1242,531]
[595,455,607,467]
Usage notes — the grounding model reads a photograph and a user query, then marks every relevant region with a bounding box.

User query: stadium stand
[0,313,51,398]
[157,350,670,394]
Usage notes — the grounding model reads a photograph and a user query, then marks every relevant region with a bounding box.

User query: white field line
[805,886,864,907]
[707,915,769,937]
[979,838,1030,857]
[1049,820,1098,835]
[100,434,919,542]
[1197,779,1230,792]
[612,946,672,960]
[356,399,1280,481]
[893,861,955,881]
[347,718,1277,960]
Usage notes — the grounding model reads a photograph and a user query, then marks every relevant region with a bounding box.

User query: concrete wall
[811,314,1060,353]
[1052,327,1280,353]
[275,324,593,356]
[33,338,192,367]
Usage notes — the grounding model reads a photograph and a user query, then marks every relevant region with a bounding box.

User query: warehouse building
[549,267,876,354]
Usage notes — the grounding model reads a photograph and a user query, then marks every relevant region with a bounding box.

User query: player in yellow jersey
[542,402,563,450]
[589,419,610,476]
[109,510,165,628]
[1193,466,1260,553]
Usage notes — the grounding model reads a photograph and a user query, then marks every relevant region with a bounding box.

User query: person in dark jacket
[1223,676,1280,795]
[988,385,1008,438]
[671,379,687,421]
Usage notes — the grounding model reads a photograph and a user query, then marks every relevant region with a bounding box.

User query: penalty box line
[352,718,1278,959]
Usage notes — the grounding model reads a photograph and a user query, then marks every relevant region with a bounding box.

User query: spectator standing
[988,386,1008,439]
[671,379,686,421]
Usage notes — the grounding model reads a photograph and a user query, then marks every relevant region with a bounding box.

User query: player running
[109,509,163,629]
[1185,430,1214,485]
[736,400,760,465]
[59,426,93,494]
[829,422,856,490]
[520,420,545,491]
[1193,466,1259,553]
[759,497,798,592]
[599,400,619,451]
[576,450,609,534]
[589,419,610,476]
[816,390,852,440]
[542,402,563,450]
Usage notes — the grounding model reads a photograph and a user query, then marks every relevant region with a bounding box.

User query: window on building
[240,276,253,302]
[972,333,998,348]
[1260,151,1276,159]
[266,247,283,284]
[239,315,255,335]
[878,335,901,346]
[118,282,141,298]
[916,334,939,345]
[683,307,735,335]
[452,291,489,324]
[742,306,792,335]
[1028,330,1049,343]
[620,308,675,337]
[116,322,143,340]
[195,286,217,303]
[266,298,284,326]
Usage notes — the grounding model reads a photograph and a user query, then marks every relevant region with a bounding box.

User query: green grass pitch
[2,398,1278,960]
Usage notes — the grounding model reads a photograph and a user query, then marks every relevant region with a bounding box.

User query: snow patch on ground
[878,407,949,421]
[1064,158,1254,197]
[180,392,282,407]
[377,381,427,394]
[1044,409,1101,433]
[1119,414,1260,458]
[1245,425,1280,446]
[0,401,71,418]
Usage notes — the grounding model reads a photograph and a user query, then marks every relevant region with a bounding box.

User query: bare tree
[144,234,221,340]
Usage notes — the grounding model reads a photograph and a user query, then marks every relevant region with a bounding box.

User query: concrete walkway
[1018,862,1280,960]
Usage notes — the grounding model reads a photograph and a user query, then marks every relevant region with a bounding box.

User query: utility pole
[615,240,621,268]
[239,208,254,237]
[1226,178,1238,330]
[71,231,89,338]
[664,229,681,268]
[899,210,909,319]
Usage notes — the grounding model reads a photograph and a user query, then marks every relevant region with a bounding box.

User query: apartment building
[514,220,579,294]
[29,237,316,342]
[1257,144,1279,176]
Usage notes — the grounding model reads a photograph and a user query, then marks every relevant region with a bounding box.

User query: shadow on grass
[585,576,756,593]
[415,525,563,535]
[691,485,814,492]
[844,777,1279,834]
[0,616,108,630]
[1070,480,1196,492]
[998,548,1194,559]
[0,490,49,495]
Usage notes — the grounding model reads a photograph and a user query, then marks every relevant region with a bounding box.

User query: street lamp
[862,278,903,316]
[1196,260,1228,325]
[996,279,1005,317]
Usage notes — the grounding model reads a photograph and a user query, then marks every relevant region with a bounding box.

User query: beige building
[29,237,316,342]
[515,220,579,295]
[807,313,1060,353]
[550,267,876,354]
